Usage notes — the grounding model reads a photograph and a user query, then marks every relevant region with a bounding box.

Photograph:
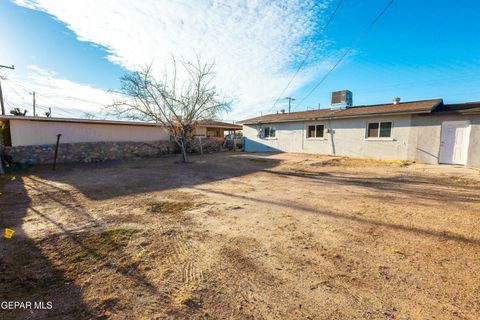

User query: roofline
[241,109,436,125]
[0,115,241,129]
[0,115,166,127]
[240,99,443,125]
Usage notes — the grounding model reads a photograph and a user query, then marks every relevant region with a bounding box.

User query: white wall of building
[9,119,170,146]
[411,113,480,167]
[243,115,414,160]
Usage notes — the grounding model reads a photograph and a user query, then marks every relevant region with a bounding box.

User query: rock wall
[4,140,178,165]
[188,138,225,153]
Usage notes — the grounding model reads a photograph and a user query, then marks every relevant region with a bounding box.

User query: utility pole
[0,65,15,116]
[0,79,5,116]
[32,91,36,116]
[285,97,296,113]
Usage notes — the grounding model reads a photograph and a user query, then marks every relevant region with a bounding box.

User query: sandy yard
[0,152,479,319]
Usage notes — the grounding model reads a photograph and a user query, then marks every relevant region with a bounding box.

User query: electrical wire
[6,77,110,108]
[269,0,346,113]
[4,78,106,117]
[298,0,396,106]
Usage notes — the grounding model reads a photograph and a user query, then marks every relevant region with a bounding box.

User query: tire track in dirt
[161,227,213,283]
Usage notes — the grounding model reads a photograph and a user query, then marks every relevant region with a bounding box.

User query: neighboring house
[240,98,480,167]
[193,120,242,138]
[0,116,241,146]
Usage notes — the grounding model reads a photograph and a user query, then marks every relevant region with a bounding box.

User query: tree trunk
[178,137,187,163]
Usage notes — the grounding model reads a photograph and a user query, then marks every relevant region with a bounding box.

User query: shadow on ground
[0,177,91,319]
[0,153,281,318]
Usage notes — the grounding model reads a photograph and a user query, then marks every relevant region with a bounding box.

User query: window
[307,124,324,138]
[379,122,392,137]
[263,126,276,138]
[367,121,392,138]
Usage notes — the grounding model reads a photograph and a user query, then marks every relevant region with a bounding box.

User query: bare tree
[111,58,230,162]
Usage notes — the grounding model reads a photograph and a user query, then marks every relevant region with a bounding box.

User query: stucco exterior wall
[411,113,480,167]
[9,119,170,146]
[193,126,207,137]
[244,115,413,160]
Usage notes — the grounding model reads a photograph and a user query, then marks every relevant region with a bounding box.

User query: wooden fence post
[52,134,62,170]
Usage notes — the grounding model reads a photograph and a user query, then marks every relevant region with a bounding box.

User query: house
[240,96,480,167]
[0,116,241,164]
[0,116,241,146]
[194,120,242,139]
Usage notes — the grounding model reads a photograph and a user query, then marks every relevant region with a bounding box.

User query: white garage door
[439,121,471,165]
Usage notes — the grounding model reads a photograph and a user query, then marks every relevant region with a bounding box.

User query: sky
[1,0,480,121]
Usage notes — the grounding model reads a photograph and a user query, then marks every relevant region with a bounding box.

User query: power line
[4,78,102,117]
[298,0,396,106]
[6,77,110,108]
[35,95,83,117]
[3,80,27,102]
[269,0,346,113]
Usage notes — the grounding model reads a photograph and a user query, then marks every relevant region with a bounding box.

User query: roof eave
[241,110,433,125]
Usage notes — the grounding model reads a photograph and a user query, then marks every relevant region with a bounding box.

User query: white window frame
[365,121,393,140]
[262,126,276,139]
[306,124,326,140]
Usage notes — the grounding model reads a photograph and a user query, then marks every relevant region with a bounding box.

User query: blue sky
[1,0,479,119]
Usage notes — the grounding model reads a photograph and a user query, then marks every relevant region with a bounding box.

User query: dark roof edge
[241,109,434,125]
[0,115,241,128]
[240,99,443,125]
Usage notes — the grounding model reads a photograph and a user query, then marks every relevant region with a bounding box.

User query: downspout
[301,121,305,152]
[327,108,344,156]
[328,118,336,156]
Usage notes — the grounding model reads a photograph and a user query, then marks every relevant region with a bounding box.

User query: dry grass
[310,156,413,167]
[61,228,137,263]
[1,152,479,319]
[149,200,197,214]
[442,175,480,186]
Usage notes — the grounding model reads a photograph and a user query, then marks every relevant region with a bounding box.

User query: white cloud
[3,65,115,118]
[14,0,336,119]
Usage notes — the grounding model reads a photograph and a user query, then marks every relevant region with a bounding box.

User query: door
[439,121,471,165]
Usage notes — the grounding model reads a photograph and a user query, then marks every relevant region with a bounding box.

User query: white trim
[365,120,393,139]
[364,138,395,141]
[305,123,326,139]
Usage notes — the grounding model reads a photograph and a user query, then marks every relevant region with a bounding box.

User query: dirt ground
[1,152,479,319]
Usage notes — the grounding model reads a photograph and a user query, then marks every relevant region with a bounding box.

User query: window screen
[379,122,392,137]
[269,127,276,138]
[307,125,324,138]
[367,123,379,138]
[315,125,324,138]
[264,126,275,138]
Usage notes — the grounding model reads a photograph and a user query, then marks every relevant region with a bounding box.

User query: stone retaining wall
[4,140,178,165]
[3,138,227,165]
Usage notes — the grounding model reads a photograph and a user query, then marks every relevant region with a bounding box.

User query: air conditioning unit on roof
[331,90,353,107]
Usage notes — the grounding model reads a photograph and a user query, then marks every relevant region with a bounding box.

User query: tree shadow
[263,169,480,204]
[0,177,93,319]
[0,153,282,317]
[191,186,480,246]
[31,153,281,201]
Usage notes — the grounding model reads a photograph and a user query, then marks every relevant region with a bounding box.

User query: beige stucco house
[0,116,241,147]
[240,99,480,167]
